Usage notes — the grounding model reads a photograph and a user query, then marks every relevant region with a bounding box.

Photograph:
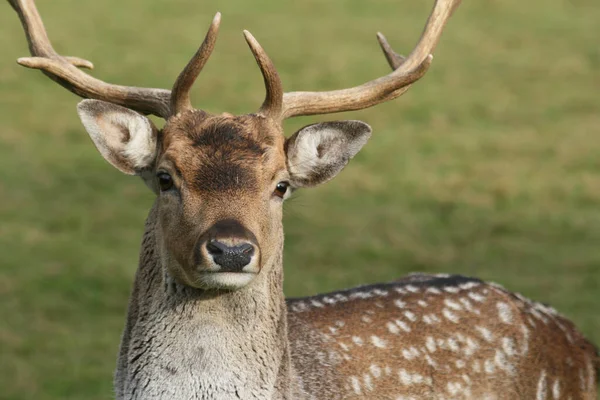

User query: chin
[192,272,258,290]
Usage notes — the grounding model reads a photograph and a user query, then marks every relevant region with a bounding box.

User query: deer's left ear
[285,120,371,187]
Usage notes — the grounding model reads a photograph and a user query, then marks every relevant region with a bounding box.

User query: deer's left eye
[273,182,290,199]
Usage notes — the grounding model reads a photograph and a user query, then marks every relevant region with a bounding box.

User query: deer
[7,0,599,398]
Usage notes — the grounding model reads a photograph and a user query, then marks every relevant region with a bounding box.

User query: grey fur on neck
[115,203,295,400]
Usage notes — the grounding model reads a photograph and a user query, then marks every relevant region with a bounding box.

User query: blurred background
[1,0,598,398]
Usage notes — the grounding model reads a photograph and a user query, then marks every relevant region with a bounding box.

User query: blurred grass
[1,0,599,398]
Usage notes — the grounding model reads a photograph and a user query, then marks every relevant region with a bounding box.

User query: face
[76,99,372,291]
[154,112,290,289]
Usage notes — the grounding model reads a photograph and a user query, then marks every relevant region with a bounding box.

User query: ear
[76,99,158,176]
[285,120,371,187]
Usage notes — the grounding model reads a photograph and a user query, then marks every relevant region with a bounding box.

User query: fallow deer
[8,0,598,398]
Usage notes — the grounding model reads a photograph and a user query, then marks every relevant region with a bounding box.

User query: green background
[1,0,598,398]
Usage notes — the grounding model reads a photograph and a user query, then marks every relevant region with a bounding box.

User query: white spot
[467,292,486,303]
[387,321,400,334]
[335,320,345,327]
[363,373,373,391]
[394,299,407,308]
[552,379,560,400]
[352,336,364,346]
[334,293,348,302]
[373,288,388,296]
[311,299,324,308]
[459,281,480,290]
[586,355,595,392]
[418,300,428,307]
[472,360,481,373]
[502,337,516,356]
[385,366,392,375]
[443,308,460,323]
[328,326,338,334]
[405,285,419,293]
[444,299,463,311]
[395,319,412,332]
[536,370,547,400]
[464,336,479,356]
[484,359,495,374]
[426,287,442,294]
[370,364,381,378]
[447,337,459,352]
[404,347,420,360]
[350,376,362,395]
[404,311,417,322]
[497,302,513,324]
[394,287,407,295]
[323,296,336,304]
[455,359,466,369]
[425,354,438,368]
[291,302,308,312]
[494,349,514,375]
[458,297,480,314]
[371,335,387,348]
[350,291,373,300]
[521,325,530,355]
[362,315,372,323]
[447,381,463,395]
[398,371,422,387]
[444,286,460,293]
[476,326,494,342]
[339,342,350,352]
[425,337,437,353]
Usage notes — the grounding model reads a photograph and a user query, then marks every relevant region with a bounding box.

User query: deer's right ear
[76,99,158,175]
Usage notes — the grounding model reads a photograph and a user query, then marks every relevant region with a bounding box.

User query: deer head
[9,0,459,290]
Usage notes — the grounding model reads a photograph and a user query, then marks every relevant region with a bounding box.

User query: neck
[115,205,294,400]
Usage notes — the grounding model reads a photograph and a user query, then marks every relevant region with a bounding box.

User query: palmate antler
[255,0,462,120]
[8,0,460,121]
[7,0,222,119]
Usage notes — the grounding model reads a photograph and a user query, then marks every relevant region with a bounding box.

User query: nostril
[206,240,224,255]
[240,243,255,256]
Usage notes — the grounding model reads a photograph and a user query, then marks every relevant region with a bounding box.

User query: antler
[246,0,460,120]
[170,13,221,115]
[8,0,220,119]
[10,0,459,121]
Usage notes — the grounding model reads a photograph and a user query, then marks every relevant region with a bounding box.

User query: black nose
[206,240,255,272]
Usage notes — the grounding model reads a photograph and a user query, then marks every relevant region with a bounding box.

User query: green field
[1,0,598,398]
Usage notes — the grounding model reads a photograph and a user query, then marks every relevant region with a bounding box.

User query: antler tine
[280,0,458,119]
[377,33,406,70]
[243,31,284,120]
[10,0,172,118]
[170,13,221,116]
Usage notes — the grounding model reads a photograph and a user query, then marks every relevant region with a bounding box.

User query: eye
[273,181,290,199]
[157,172,174,191]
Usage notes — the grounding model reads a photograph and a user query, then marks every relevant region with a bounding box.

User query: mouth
[193,270,258,289]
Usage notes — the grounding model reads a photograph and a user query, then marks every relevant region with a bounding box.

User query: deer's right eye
[157,172,174,191]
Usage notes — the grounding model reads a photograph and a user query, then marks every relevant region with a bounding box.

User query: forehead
[160,112,285,193]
